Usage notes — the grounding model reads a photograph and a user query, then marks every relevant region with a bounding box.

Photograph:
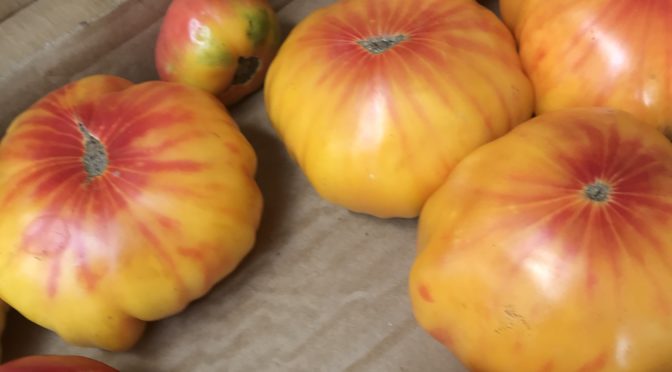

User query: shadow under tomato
[2,310,48,362]
[478,0,501,16]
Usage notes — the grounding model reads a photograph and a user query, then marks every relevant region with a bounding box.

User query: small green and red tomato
[155,0,280,105]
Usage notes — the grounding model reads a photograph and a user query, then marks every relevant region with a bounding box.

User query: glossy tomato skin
[501,0,672,138]
[410,108,672,371]
[155,0,280,105]
[265,0,533,218]
[0,75,262,351]
[0,355,118,372]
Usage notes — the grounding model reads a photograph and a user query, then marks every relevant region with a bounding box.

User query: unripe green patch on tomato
[245,8,271,46]
[198,43,234,67]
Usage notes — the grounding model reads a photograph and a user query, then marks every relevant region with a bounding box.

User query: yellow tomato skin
[410,108,672,371]
[500,0,672,138]
[265,0,533,218]
[0,75,262,351]
[155,0,280,105]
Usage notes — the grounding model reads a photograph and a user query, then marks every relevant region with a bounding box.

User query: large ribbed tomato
[0,75,262,351]
[155,0,280,105]
[410,108,672,371]
[0,355,118,372]
[265,0,533,218]
[500,0,672,139]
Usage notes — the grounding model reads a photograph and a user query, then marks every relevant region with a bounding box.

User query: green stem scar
[232,56,260,85]
[79,122,108,179]
[357,34,407,54]
[584,181,610,202]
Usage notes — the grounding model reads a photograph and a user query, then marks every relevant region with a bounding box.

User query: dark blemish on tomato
[79,122,108,180]
[495,306,532,334]
[357,34,408,54]
[232,56,260,85]
[418,285,434,302]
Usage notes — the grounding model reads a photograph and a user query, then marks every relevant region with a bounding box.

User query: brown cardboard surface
[0,1,499,371]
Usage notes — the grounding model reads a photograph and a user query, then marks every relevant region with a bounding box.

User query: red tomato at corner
[0,355,117,372]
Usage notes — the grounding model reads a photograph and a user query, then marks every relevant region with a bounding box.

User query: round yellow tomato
[501,0,672,139]
[155,0,280,105]
[0,75,262,351]
[265,0,533,218]
[410,108,672,371]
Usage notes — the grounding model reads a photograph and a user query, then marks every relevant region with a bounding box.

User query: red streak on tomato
[538,360,555,372]
[577,352,608,372]
[418,285,434,303]
[177,246,211,285]
[429,328,454,348]
[136,222,185,294]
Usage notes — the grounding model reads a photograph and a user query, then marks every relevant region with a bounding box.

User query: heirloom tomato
[0,75,262,351]
[265,0,533,218]
[155,0,280,105]
[500,0,672,139]
[0,355,118,372]
[410,108,672,371]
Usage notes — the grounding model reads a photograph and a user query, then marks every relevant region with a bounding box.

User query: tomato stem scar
[79,122,108,180]
[584,181,610,202]
[357,34,407,54]
[232,56,260,85]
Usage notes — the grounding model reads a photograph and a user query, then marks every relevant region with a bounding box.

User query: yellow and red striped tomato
[0,355,118,372]
[500,0,672,139]
[265,0,533,218]
[0,75,262,351]
[155,0,280,105]
[410,108,672,371]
